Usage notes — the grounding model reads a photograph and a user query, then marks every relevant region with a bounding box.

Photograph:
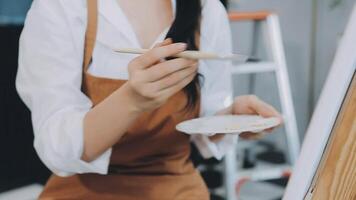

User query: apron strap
[83,0,98,72]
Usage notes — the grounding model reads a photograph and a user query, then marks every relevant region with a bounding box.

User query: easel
[306,73,356,200]
[283,4,356,199]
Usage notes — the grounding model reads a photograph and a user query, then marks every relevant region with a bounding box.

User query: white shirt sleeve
[16,0,111,177]
[191,0,238,160]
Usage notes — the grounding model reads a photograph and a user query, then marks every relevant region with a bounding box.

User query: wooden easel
[307,73,356,200]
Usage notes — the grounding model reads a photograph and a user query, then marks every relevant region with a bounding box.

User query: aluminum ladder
[224,11,301,200]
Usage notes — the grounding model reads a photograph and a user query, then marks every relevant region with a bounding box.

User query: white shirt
[16,0,237,177]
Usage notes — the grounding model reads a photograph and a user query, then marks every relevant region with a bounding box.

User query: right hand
[124,39,198,113]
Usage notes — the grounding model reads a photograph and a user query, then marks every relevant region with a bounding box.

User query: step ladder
[224,11,301,200]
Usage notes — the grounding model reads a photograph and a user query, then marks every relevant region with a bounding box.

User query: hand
[211,95,283,141]
[123,39,198,113]
[232,95,283,139]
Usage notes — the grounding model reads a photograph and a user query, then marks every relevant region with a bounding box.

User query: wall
[228,0,355,142]
[312,0,356,104]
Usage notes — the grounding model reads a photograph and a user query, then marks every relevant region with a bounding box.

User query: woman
[16,0,282,199]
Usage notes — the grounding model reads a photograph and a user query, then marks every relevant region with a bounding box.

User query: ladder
[224,11,301,200]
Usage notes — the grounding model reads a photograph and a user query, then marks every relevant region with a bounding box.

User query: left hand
[210,95,283,141]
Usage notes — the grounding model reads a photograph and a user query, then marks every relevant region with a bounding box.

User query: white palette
[176,115,281,135]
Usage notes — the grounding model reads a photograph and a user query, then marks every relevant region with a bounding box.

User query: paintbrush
[114,48,259,62]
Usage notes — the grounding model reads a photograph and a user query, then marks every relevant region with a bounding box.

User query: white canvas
[283,4,356,200]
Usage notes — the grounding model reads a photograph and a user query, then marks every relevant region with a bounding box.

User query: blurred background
[0,0,355,199]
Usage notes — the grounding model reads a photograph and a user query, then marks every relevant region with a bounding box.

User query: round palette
[176,115,281,135]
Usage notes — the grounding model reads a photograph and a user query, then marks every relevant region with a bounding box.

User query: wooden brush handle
[115,48,219,60]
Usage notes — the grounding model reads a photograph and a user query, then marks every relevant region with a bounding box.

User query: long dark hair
[165,0,202,110]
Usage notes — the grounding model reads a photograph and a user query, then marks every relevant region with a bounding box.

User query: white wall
[313,0,356,104]
[228,0,355,142]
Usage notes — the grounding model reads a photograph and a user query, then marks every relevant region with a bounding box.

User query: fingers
[248,96,282,120]
[145,58,197,82]
[239,132,265,140]
[158,71,196,98]
[265,127,275,133]
[230,95,283,140]
[149,39,174,66]
[151,64,198,90]
[132,43,187,69]
[153,38,173,48]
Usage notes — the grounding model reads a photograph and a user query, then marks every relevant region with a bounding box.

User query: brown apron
[38,0,209,199]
